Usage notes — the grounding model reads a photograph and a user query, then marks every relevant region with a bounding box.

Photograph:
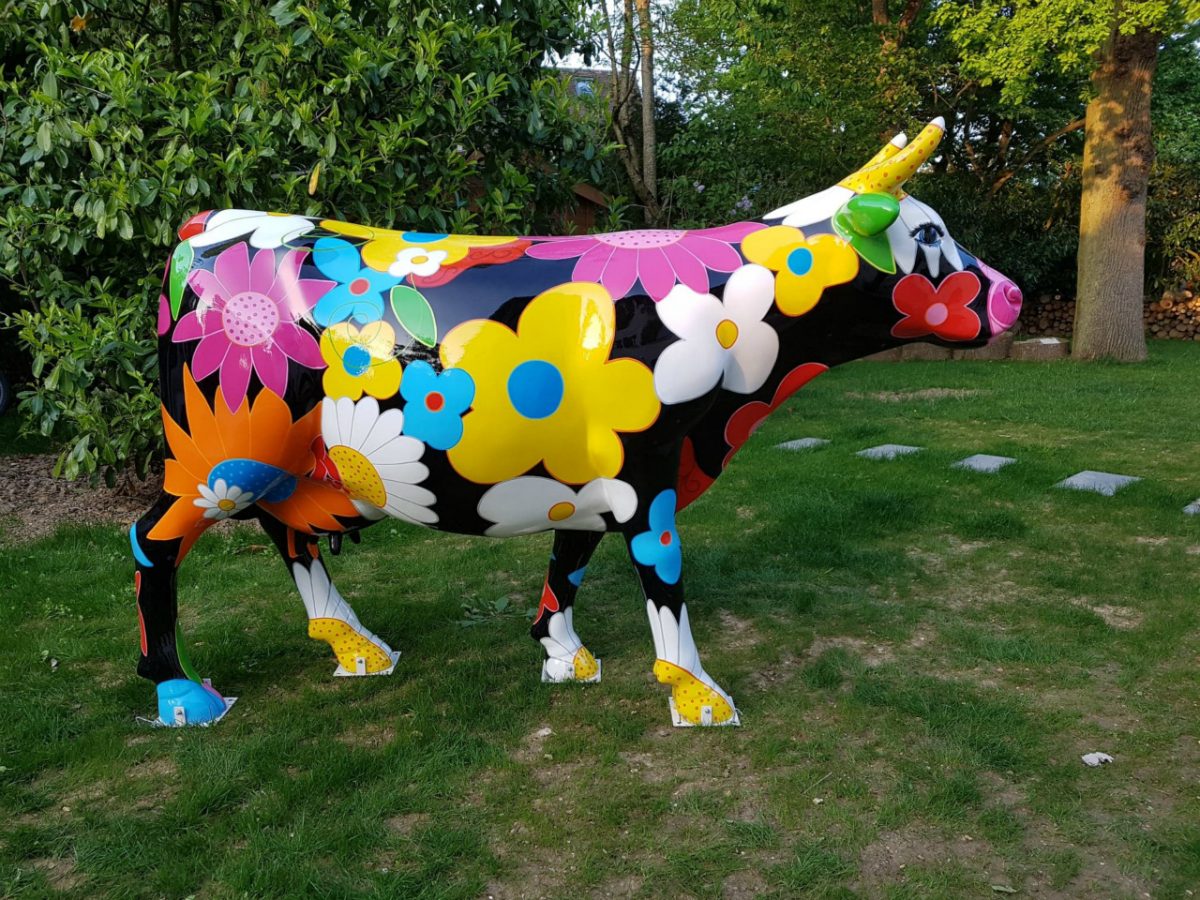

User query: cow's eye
[910,222,944,245]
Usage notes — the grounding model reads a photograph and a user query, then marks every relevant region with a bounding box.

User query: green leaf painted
[169,241,194,319]
[833,195,898,274]
[390,285,437,347]
[849,232,897,275]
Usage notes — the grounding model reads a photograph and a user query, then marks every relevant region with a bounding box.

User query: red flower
[722,362,829,467]
[891,272,981,342]
[309,436,342,489]
[675,437,716,511]
[533,580,560,625]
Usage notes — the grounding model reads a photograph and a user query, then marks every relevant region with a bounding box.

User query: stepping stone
[1011,337,1069,361]
[1056,471,1141,497]
[953,453,1017,474]
[1184,500,1200,516]
[857,444,923,460]
[776,438,830,452]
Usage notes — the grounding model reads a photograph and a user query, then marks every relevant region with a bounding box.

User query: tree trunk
[634,0,658,218]
[1072,20,1158,362]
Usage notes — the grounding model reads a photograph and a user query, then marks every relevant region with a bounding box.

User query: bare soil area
[0,454,161,541]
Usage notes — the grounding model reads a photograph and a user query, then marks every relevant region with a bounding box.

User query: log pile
[1145,288,1200,341]
[1019,286,1200,340]
[1020,294,1075,337]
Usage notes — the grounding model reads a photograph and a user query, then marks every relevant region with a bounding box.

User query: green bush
[0,0,606,481]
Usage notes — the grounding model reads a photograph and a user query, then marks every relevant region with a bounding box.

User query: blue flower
[400,360,475,451]
[310,237,398,326]
[630,489,681,584]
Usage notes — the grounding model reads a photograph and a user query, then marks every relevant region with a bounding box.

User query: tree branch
[990,117,1086,195]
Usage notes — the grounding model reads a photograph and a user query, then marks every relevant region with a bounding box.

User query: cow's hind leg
[622,489,738,726]
[532,531,604,683]
[259,516,398,676]
[132,493,228,725]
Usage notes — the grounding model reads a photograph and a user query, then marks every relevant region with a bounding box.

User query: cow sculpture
[132,119,1022,727]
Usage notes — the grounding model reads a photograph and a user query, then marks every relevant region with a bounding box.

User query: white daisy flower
[652,263,780,405]
[188,210,316,250]
[477,476,638,537]
[320,396,438,525]
[387,247,449,278]
[193,478,255,520]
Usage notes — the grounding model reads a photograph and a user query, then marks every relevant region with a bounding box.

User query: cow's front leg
[260,517,398,677]
[532,531,604,683]
[132,492,229,726]
[622,489,739,726]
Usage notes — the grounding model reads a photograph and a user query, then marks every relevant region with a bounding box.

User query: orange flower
[150,369,358,558]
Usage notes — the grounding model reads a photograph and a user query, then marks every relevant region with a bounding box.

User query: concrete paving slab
[1056,470,1141,497]
[857,444,923,461]
[953,453,1017,474]
[776,438,830,452]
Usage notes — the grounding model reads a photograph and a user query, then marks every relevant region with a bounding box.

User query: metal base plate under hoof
[139,679,239,728]
[668,695,741,728]
[334,649,401,678]
[541,657,602,684]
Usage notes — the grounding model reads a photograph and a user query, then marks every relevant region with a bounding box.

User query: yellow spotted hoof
[308,618,395,675]
[573,647,599,681]
[653,659,738,726]
[541,646,602,683]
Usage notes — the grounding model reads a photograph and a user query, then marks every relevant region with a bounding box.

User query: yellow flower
[318,220,518,272]
[319,321,402,400]
[440,282,660,485]
[741,225,859,316]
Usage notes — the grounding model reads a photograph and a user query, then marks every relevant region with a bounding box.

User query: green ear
[832,193,900,274]
[837,193,900,236]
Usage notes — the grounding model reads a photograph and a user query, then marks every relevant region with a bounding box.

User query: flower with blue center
[310,237,399,326]
[630,489,682,584]
[400,360,475,451]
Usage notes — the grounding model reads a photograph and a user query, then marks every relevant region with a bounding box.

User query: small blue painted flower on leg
[631,489,682,584]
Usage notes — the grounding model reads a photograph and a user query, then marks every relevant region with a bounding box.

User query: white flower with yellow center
[652,263,779,405]
[477,476,638,537]
[193,479,255,520]
[321,396,438,525]
[387,247,449,278]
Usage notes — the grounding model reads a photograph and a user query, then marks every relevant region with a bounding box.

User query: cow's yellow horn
[839,118,945,195]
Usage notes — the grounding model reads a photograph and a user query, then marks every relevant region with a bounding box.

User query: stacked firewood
[1018,287,1200,340]
[1145,288,1200,340]
[1019,294,1075,337]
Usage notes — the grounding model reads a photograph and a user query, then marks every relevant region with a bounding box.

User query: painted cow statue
[132,118,1022,727]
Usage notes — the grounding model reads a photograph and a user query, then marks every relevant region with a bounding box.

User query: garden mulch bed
[0,454,162,542]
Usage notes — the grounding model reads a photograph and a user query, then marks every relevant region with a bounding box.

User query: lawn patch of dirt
[334,722,396,749]
[0,454,161,541]
[855,826,995,890]
[807,635,895,668]
[30,856,85,892]
[847,388,983,402]
[1069,598,1144,630]
[717,610,763,650]
[722,868,770,898]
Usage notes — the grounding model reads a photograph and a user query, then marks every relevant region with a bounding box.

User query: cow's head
[760,118,1022,354]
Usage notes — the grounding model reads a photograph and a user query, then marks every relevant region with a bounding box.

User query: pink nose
[988,279,1022,336]
[975,259,1022,338]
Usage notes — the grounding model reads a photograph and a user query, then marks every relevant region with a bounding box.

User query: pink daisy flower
[173,243,333,411]
[524,221,766,301]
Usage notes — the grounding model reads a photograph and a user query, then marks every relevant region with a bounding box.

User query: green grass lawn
[2,343,1199,898]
